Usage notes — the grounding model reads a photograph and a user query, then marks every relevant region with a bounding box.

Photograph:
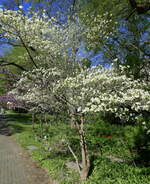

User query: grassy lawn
[6,111,150,184]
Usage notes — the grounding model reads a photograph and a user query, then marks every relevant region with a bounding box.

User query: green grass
[5,111,150,184]
[85,159,150,184]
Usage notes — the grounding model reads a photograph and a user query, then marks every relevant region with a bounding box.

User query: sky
[0,44,10,56]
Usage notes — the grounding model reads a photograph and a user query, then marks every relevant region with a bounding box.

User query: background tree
[78,0,150,80]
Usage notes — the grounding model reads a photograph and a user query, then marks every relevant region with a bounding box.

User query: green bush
[124,118,150,166]
[84,157,150,184]
[134,125,150,166]
[124,125,139,148]
[86,115,124,152]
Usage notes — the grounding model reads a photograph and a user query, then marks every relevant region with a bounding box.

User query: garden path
[0,116,57,184]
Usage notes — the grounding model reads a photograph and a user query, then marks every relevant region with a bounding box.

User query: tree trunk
[78,115,90,180]
[70,113,76,129]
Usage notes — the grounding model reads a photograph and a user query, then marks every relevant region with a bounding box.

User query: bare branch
[67,143,81,174]
[0,60,27,71]
[19,36,38,68]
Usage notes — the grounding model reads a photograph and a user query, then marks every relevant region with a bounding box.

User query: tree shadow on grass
[88,154,100,177]
[7,113,32,125]
[40,150,70,163]
[0,116,12,136]
[0,114,32,135]
[133,153,150,168]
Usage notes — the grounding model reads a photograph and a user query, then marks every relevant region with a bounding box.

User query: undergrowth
[6,111,150,184]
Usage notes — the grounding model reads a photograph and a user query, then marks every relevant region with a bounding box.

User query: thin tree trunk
[70,113,76,129]
[76,115,90,180]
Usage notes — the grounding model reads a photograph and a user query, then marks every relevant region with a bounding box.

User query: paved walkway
[0,134,28,184]
[0,117,57,184]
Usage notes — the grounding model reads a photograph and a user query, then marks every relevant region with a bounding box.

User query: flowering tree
[11,67,63,113]
[1,7,150,181]
[0,8,84,108]
[12,65,150,180]
[0,93,23,110]
[0,7,113,68]
[0,7,112,109]
[54,66,150,180]
[58,66,150,120]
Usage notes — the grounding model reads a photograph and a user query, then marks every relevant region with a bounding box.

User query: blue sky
[0,44,10,56]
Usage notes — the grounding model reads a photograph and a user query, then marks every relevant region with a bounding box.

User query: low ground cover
[6,111,150,184]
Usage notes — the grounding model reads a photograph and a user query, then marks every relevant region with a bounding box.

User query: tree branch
[19,36,38,68]
[0,60,27,71]
[67,143,81,174]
